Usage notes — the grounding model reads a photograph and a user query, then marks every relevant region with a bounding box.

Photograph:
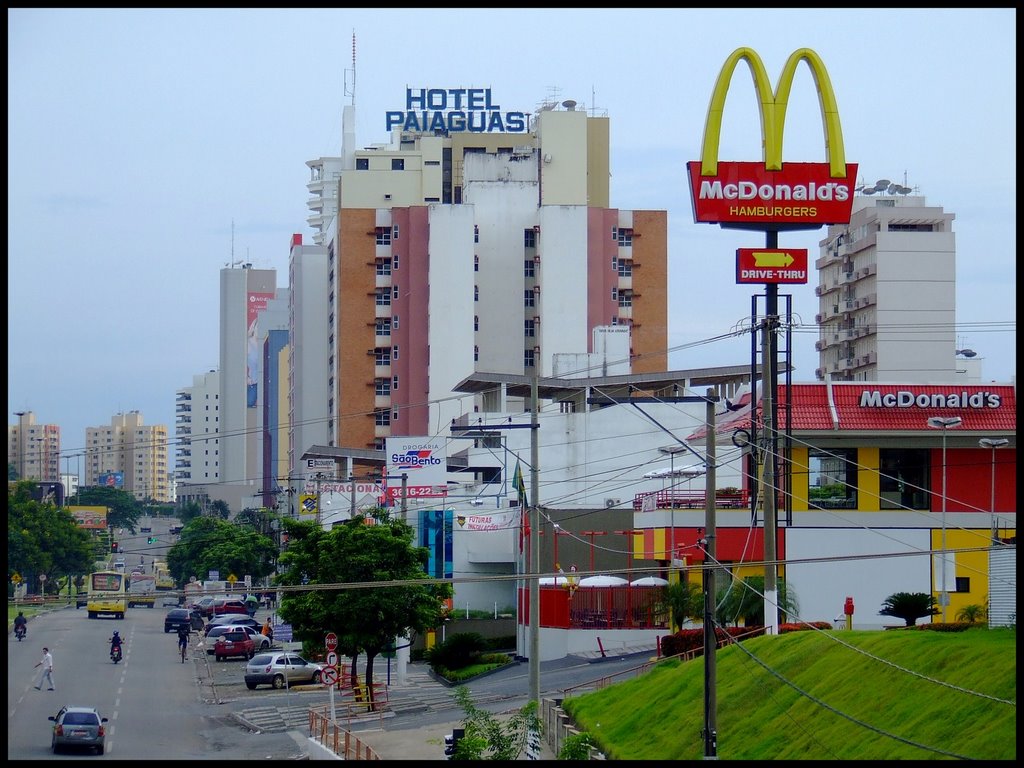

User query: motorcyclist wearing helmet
[14,611,27,637]
[109,631,123,657]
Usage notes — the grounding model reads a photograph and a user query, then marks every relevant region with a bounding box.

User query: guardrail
[308,707,381,760]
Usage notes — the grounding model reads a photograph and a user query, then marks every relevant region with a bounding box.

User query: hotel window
[376,227,391,246]
[475,286,479,302]
[374,348,391,366]
[356,158,369,170]
[474,345,479,362]
[618,291,632,308]
[392,375,399,391]
[474,255,479,272]
[524,349,536,368]
[392,315,399,330]
[375,289,391,307]
[474,225,479,243]
[391,158,404,170]
[393,254,400,270]
[374,409,391,426]
[524,290,535,308]
[375,318,392,336]
[393,224,399,240]
[375,378,391,396]
[524,228,536,248]
[393,285,399,300]
[617,227,634,247]
[474,315,479,332]
[392,345,399,360]
[524,319,535,338]
[807,448,858,509]
[617,259,633,277]
[376,258,392,276]
[524,260,535,278]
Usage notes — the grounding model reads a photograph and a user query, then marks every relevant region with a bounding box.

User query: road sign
[227,574,237,584]
[321,666,339,686]
[39,574,47,583]
[325,632,338,651]
[736,248,808,284]
[11,572,21,584]
[325,651,339,667]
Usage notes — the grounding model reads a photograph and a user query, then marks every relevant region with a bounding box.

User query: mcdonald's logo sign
[687,47,858,228]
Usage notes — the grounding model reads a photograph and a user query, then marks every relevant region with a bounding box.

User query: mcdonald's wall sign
[687,47,857,229]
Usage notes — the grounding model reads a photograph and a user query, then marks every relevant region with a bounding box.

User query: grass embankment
[563,628,1016,761]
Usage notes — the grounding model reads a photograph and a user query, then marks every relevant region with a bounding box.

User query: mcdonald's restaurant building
[524,382,1015,660]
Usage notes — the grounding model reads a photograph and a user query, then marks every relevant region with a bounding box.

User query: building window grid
[524,260,535,278]
[376,228,391,246]
[524,290,535,308]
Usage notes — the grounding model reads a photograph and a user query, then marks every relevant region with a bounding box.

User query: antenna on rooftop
[344,30,356,106]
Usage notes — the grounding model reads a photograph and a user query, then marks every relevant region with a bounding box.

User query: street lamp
[978,438,1009,544]
[927,416,962,623]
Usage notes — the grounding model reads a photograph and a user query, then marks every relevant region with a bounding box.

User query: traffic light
[444,728,464,758]
[147,536,156,544]
[111,542,119,553]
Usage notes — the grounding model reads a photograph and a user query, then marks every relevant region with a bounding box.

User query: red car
[213,630,256,661]
[212,598,249,618]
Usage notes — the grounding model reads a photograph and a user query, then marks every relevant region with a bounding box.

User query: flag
[513,460,528,509]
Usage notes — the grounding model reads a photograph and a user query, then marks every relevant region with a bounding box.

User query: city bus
[86,570,127,619]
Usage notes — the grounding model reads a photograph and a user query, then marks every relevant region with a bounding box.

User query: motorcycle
[15,625,26,641]
[110,644,122,664]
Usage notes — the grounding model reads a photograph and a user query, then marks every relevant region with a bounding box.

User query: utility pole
[401,473,408,523]
[315,473,323,526]
[349,475,356,519]
[702,388,718,759]
[762,232,780,637]
[527,373,541,760]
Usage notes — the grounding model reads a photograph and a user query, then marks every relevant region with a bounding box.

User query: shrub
[426,632,489,672]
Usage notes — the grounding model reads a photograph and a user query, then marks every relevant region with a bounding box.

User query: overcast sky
[8,8,1016,468]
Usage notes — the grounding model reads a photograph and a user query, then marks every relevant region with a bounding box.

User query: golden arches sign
[687,47,857,228]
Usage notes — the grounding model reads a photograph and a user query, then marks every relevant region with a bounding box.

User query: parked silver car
[49,705,108,755]
[244,652,322,690]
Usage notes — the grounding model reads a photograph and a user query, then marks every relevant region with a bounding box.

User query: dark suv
[164,608,204,633]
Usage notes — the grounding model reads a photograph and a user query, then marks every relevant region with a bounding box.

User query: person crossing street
[33,647,55,691]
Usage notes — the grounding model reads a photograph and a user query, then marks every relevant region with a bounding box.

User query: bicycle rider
[176,624,190,658]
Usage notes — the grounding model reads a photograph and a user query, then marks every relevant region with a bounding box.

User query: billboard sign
[247,291,275,408]
[687,47,857,229]
[69,505,108,529]
[386,438,446,484]
[386,88,529,134]
[736,248,808,284]
[98,471,124,489]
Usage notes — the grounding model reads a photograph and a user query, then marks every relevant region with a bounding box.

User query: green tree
[558,731,597,760]
[276,510,452,710]
[662,580,703,629]
[878,591,940,626]
[716,575,799,627]
[210,499,230,520]
[69,486,141,532]
[8,481,94,594]
[166,516,277,587]
[449,685,542,760]
[178,500,203,525]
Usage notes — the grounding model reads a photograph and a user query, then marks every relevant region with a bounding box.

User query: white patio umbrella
[577,575,628,587]
[629,576,669,586]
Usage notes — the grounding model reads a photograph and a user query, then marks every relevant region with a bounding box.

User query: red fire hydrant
[843,596,854,630]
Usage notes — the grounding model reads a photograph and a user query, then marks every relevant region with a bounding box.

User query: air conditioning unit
[605,498,620,508]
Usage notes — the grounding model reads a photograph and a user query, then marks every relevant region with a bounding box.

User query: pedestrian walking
[34,647,55,691]
[261,617,274,644]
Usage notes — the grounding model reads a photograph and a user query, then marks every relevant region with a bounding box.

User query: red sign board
[736,248,809,284]
[385,485,448,500]
[687,161,857,227]
[325,632,338,651]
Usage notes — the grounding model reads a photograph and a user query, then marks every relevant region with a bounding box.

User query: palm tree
[955,604,986,624]
[878,592,939,626]
[716,575,798,627]
[662,580,703,629]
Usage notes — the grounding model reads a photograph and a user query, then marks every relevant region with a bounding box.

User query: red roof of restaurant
[687,383,1016,439]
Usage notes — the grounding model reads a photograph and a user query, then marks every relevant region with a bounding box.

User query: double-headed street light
[978,438,1009,544]
[927,416,962,623]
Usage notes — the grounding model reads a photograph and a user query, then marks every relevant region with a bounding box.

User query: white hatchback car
[203,624,271,654]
